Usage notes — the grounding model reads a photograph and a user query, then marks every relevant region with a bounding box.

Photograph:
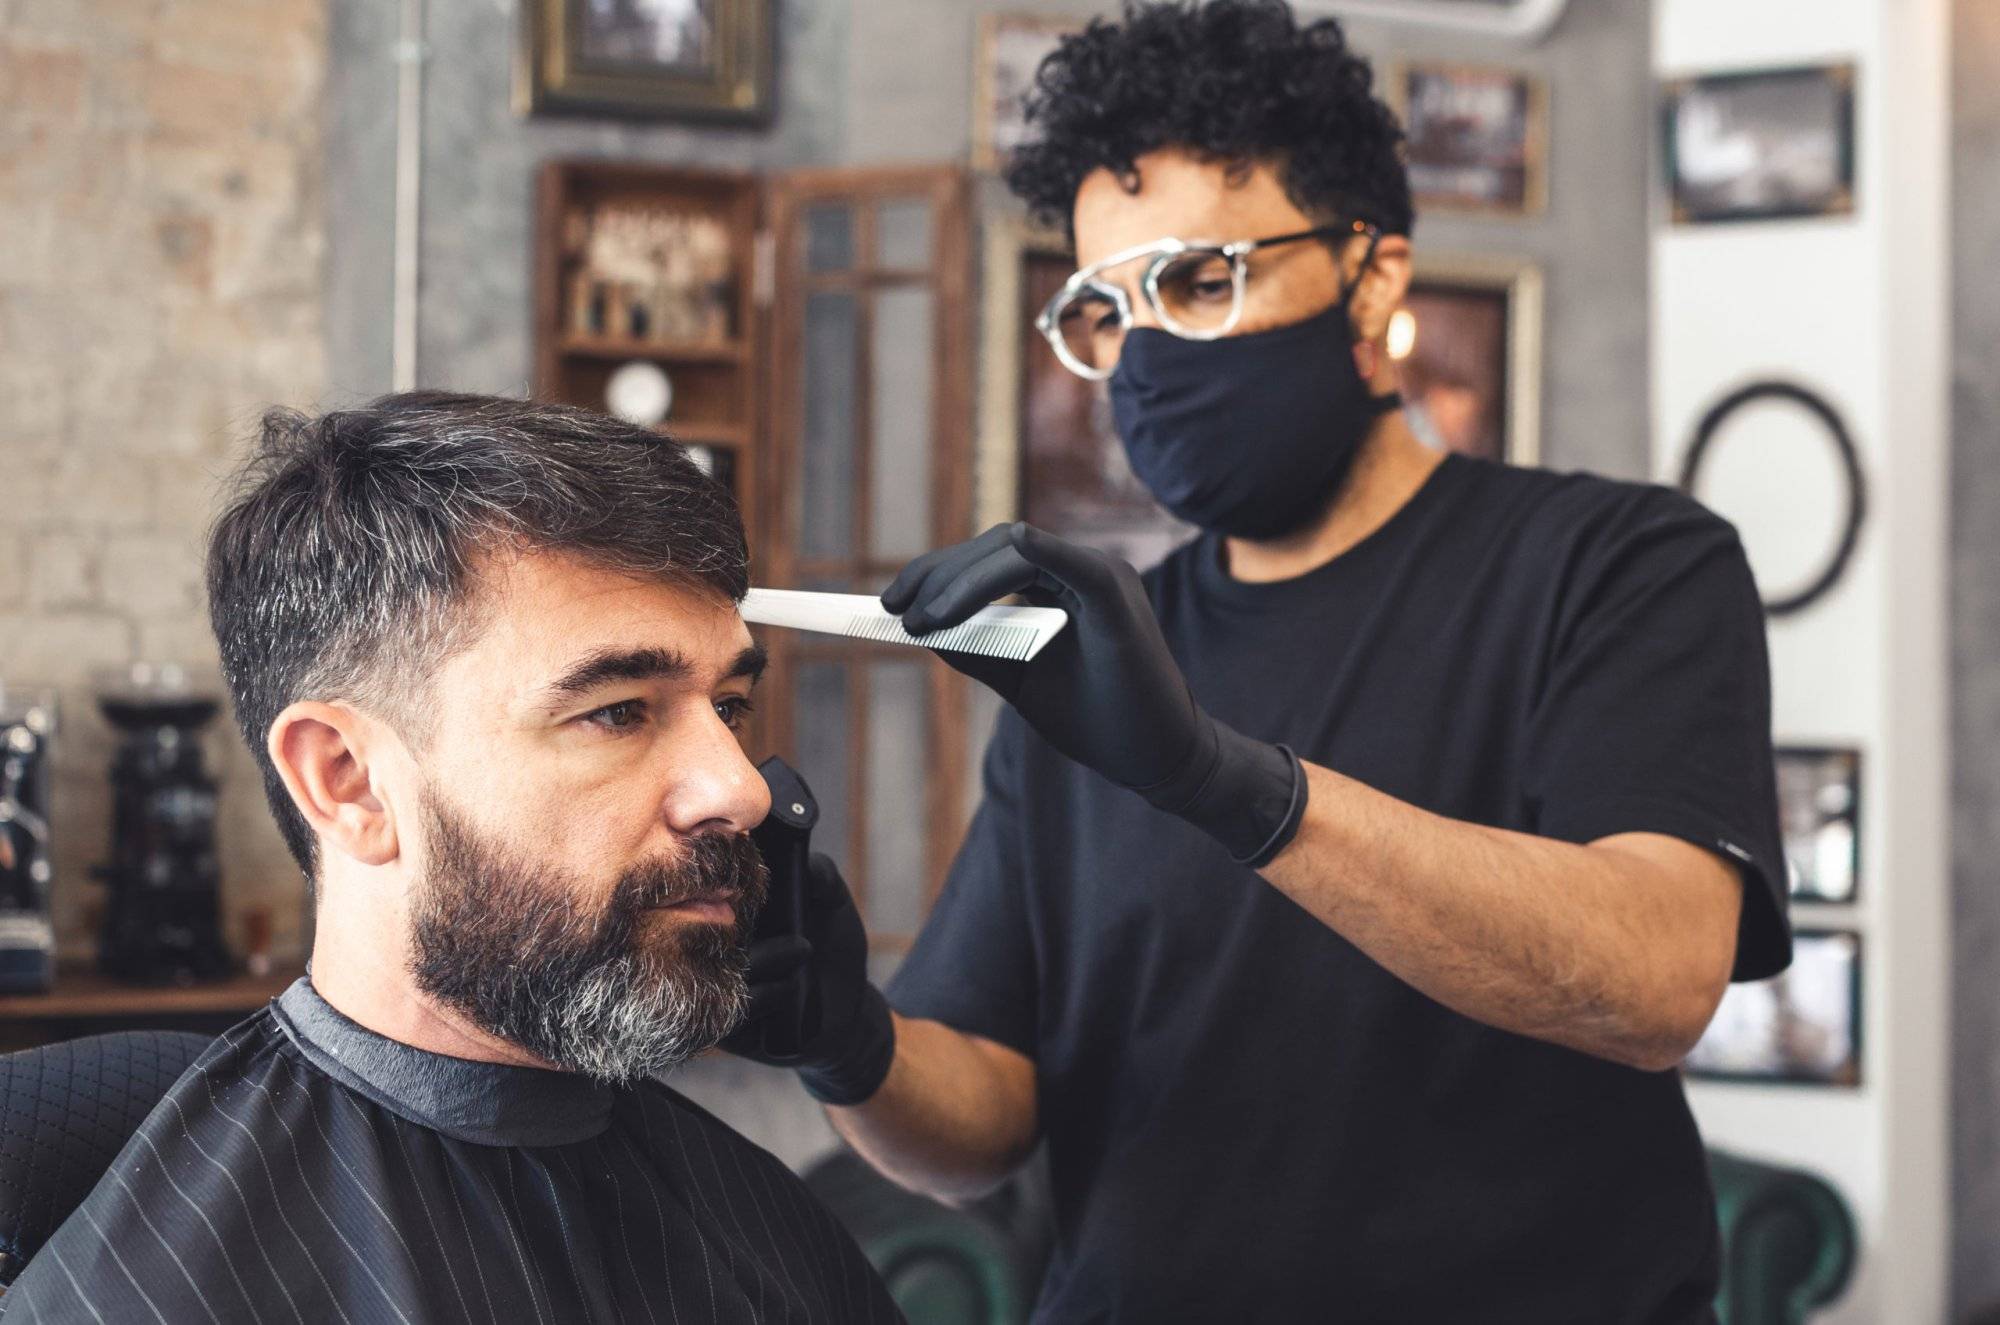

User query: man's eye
[716,697,755,731]
[584,699,647,731]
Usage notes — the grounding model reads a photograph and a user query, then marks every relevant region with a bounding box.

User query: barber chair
[810,1145,1857,1325]
[1708,1147,1856,1325]
[803,1149,1051,1325]
[0,1029,214,1286]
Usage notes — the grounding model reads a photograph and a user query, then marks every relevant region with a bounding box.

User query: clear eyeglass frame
[1034,219,1379,382]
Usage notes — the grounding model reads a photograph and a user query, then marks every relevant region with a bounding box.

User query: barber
[728,3,1789,1320]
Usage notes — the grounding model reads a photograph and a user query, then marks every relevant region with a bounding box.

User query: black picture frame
[516,0,775,126]
[1662,64,1856,224]
[1685,928,1863,1088]
[1393,61,1549,218]
[1775,745,1862,905]
[1678,379,1866,618]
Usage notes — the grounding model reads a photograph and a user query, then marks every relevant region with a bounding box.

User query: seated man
[5,393,902,1324]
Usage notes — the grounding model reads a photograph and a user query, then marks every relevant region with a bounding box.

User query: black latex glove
[721,853,895,1106]
[882,522,1307,867]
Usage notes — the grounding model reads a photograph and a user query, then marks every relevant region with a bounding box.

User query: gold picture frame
[1395,252,1544,466]
[1662,64,1856,225]
[1391,60,1550,219]
[980,217,1194,569]
[971,14,1083,175]
[516,0,774,125]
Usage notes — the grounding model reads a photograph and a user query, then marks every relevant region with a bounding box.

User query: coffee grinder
[95,664,232,984]
[0,686,57,995]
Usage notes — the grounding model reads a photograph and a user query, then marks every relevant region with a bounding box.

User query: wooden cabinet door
[759,166,976,970]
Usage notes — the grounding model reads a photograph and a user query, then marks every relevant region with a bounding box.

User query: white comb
[741,588,1068,662]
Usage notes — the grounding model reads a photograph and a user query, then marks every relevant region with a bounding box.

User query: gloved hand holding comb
[882,522,1308,869]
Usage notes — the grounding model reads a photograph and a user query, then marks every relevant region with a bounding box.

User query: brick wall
[0,0,328,962]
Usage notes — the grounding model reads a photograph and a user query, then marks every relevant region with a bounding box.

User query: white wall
[1652,1,1953,1321]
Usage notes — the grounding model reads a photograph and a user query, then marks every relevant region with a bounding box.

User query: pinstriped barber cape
[2,979,903,1324]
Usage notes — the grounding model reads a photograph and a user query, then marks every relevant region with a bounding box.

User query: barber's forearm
[826,1013,1040,1204]
[1261,762,1740,1071]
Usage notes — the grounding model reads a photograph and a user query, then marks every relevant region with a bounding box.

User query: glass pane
[801,291,857,560]
[869,285,934,559]
[873,199,932,270]
[804,204,853,272]
[864,660,928,936]
[792,662,850,873]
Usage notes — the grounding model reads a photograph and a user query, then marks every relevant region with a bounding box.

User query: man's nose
[1125,287,1163,331]
[662,715,771,837]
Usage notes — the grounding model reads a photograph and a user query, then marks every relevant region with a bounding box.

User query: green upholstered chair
[1708,1147,1857,1325]
[803,1151,1045,1325]
[808,1146,1858,1325]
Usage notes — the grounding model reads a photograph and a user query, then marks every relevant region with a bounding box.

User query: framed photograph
[1301,0,1571,40]
[1392,253,1542,465]
[516,0,774,125]
[973,15,1081,174]
[1663,64,1856,224]
[1394,62,1548,217]
[1776,746,1861,904]
[978,221,1195,571]
[1686,929,1862,1087]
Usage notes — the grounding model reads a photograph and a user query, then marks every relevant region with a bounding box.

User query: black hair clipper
[747,756,823,1062]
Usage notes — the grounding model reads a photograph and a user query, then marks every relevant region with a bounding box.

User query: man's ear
[267,701,399,868]
[1349,234,1413,345]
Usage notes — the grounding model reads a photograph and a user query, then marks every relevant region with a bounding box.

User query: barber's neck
[1221,409,1444,585]
[307,862,556,1071]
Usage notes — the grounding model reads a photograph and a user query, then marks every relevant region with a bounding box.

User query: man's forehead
[463,547,750,676]
[1074,153,1294,256]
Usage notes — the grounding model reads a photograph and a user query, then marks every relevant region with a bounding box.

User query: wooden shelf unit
[533,161,766,563]
[558,333,749,364]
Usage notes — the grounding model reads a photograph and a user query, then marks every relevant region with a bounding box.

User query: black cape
[4,979,902,1324]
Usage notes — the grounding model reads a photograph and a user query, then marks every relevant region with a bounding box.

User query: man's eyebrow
[543,646,692,700]
[729,644,770,685]
[541,642,768,703]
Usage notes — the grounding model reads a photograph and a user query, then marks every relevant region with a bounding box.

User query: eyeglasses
[1035,220,1379,381]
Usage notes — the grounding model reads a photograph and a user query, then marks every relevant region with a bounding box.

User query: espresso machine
[95,664,232,985]
[0,686,57,995]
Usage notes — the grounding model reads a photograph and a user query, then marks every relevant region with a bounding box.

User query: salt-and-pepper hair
[206,391,748,878]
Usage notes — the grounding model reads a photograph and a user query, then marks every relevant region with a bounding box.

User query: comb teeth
[844,614,1040,661]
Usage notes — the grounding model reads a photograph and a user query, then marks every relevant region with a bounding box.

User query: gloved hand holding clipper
[881,521,1308,868]
[722,759,894,1105]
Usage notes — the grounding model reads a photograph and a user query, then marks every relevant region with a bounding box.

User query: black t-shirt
[888,454,1789,1325]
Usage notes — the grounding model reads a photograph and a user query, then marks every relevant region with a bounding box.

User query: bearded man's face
[372,553,775,1080]
[409,782,769,1082]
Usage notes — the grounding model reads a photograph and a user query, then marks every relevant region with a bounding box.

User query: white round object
[605,360,674,427]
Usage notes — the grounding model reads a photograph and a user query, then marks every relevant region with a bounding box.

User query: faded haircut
[206,390,749,879]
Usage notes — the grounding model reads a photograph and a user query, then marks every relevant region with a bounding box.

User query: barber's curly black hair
[1004,0,1413,237]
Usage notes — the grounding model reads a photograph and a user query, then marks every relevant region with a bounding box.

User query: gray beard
[406,787,768,1083]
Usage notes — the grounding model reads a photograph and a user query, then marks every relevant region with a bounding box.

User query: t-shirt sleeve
[1523,488,1791,981]
[886,709,1040,1057]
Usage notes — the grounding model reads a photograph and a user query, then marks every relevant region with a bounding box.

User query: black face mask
[1107,297,1401,540]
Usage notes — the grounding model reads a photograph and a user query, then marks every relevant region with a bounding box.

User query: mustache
[614,832,769,916]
